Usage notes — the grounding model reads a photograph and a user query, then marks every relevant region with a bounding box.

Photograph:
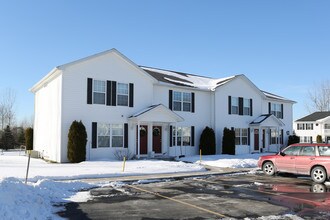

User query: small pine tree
[287,135,300,146]
[316,135,322,143]
[25,127,33,150]
[67,120,87,163]
[1,126,15,150]
[222,127,236,155]
[199,126,216,155]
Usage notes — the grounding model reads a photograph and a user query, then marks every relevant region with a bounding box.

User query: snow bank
[0,152,205,182]
[0,177,94,220]
[180,153,270,168]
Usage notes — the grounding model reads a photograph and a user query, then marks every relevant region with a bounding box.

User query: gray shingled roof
[295,112,330,122]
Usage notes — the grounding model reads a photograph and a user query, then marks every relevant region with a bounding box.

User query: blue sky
[0,0,329,123]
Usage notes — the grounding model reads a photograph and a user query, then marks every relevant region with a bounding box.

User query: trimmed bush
[67,120,87,163]
[287,135,300,146]
[222,127,235,155]
[199,126,216,155]
[25,127,33,150]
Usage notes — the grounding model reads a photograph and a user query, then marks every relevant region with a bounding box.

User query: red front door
[152,126,162,153]
[137,125,148,154]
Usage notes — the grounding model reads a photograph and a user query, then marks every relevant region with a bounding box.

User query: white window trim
[172,126,191,146]
[231,97,239,115]
[173,91,191,112]
[235,128,248,146]
[97,123,124,148]
[93,79,106,105]
[117,83,129,106]
[243,98,251,116]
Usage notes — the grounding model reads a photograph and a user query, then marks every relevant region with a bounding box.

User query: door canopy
[129,104,184,123]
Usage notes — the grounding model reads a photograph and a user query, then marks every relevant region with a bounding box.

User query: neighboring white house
[294,112,330,143]
[30,49,295,162]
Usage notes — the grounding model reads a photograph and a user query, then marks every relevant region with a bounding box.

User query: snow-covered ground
[1,150,303,220]
[179,153,270,168]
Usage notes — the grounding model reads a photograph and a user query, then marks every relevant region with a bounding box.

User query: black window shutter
[281,129,284,145]
[169,90,173,110]
[311,123,313,130]
[106,81,112,106]
[250,99,253,116]
[191,126,195,146]
[129,83,134,107]
[228,96,232,114]
[124,123,128,148]
[248,128,250,145]
[191,92,195,113]
[281,104,284,119]
[111,81,117,106]
[239,97,243,115]
[92,122,97,148]
[268,102,271,114]
[87,78,93,104]
[169,125,173,147]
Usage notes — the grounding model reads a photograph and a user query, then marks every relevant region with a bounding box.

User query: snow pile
[0,152,205,182]
[0,177,94,220]
[180,153,270,168]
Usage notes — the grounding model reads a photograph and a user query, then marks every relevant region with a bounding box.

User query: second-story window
[270,103,283,119]
[297,123,305,130]
[306,123,313,130]
[243,98,251,115]
[173,91,191,112]
[117,83,129,106]
[325,124,330,129]
[231,97,239,115]
[93,80,106,104]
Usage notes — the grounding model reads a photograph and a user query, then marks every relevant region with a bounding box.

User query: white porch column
[175,123,177,157]
[137,121,140,159]
[148,123,153,154]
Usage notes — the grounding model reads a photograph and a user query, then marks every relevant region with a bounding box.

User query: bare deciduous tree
[0,88,16,129]
[306,80,330,113]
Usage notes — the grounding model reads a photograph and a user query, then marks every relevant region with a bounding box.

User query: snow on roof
[250,114,272,125]
[129,104,161,118]
[140,66,235,91]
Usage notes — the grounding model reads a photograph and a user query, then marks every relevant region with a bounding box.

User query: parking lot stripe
[194,178,323,207]
[126,184,228,218]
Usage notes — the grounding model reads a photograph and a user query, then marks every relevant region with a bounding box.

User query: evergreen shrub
[67,120,87,163]
[222,127,235,155]
[199,126,216,155]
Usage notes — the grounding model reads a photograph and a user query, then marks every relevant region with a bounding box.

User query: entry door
[254,129,259,151]
[137,125,148,154]
[152,126,162,153]
[262,129,266,149]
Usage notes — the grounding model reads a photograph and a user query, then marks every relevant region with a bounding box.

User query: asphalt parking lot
[58,173,330,220]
